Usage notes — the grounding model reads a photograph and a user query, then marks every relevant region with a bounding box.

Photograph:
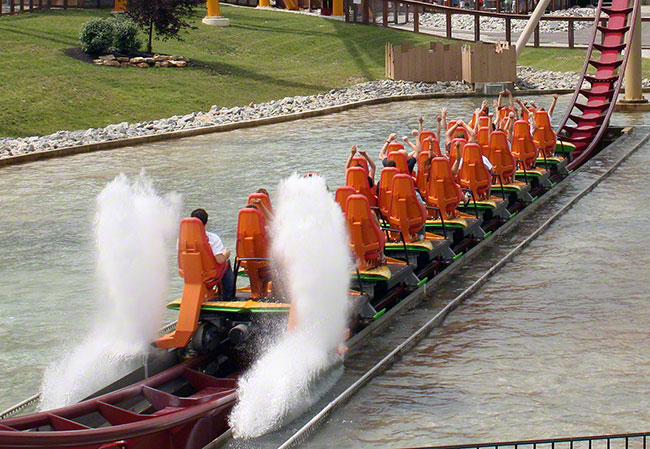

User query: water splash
[229,173,351,438]
[39,172,181,410]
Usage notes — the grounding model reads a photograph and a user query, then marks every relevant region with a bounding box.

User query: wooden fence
[461,41,516,83]
[1,0,111,16]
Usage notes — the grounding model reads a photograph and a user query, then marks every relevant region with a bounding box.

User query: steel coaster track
[0,320,178,420]
[275,128,650,449]
[558,0,640,171]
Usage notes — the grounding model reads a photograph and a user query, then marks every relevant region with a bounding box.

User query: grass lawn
[0,7,647,138]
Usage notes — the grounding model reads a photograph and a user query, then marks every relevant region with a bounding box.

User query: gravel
[2,66,640,160]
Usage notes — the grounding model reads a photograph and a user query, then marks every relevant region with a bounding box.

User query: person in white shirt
[191,208,235,299]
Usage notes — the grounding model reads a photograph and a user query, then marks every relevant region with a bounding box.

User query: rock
[99,54,116,61]
[144,57,155,64]
[105,60,121,67]
[116,57,130,62]
[169,60,187,68]
[121,62,129,68]
[155,62,161,68]
[93,59,103,64]
[137,63,150,68]
[130,57,145,64]
[160,61,170,68]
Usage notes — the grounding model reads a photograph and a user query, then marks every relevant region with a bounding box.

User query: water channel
[0,94,648,441]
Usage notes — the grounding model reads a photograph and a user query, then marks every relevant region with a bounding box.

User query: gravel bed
[3,67,645,160]
[416,6,596,33]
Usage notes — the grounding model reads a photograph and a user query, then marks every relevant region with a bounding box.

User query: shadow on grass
[190,57,331,92]
[0,22,77,46]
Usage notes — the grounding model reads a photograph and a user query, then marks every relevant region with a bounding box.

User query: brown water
[304,136,650,448]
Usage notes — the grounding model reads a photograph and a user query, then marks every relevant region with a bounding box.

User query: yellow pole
[332,0,343,16]
[258,0,270,7]
[623,3,643,101]
[203,0,230,25]
[112,0,126,12]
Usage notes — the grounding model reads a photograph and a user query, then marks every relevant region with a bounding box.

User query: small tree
[127,0,201,54]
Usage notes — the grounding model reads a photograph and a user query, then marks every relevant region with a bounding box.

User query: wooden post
[505,16,511,43]
[382,0,388,25]
[63,0,67,9]
[568,19,574,48]
[475,0,479,10]
[405,4,408,23]
[496,0,500,12]
[414,5,419,32]
[446,10,452,38]
[20,0,24,12]
[474,14,480,41]
[361,0,368,23]
[345,0,350,22]
[29,0,33,11]
[534,23,539,46]
[394,0,398,23]
[10,0,15,14]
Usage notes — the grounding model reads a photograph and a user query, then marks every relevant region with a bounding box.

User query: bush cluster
[79,16,141,55]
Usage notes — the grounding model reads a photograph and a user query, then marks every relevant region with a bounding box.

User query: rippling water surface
[0,94,646,423]
[305,134,650,448]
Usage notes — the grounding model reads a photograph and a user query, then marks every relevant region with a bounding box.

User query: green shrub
[79,17,141,55]
[110,17,141,54]
[79,17,114,55]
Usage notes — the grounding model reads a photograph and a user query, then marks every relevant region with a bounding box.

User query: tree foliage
[127,0,201,54]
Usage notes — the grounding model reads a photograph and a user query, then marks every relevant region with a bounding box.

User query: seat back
[415,150,431,197]
[350,156,369,174]
[387,142,404,154]
[247,192,273,214]
[236,208,271,299]
[459,143,492,200]
[388,174,427,242]
[388,151,411,175]
[533,110,556,157]
[420,130,438,154]
[426,157,464,220]
[378,167,399,218]
[178,217,226,284]
[478,115,491,129]
[512,120,538,170]
[345,194,386,270]
[448,120,468,139]
[346,166,378,207]
[477,126,490,156]
[448,138,467,167]
[335,186,356,214]
[488,130,516,184]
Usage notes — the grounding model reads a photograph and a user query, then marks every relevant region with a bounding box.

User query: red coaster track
[559,0,639,171]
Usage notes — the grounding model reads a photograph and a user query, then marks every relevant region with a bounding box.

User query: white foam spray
[39,172,181,410]
[229,174,351,439]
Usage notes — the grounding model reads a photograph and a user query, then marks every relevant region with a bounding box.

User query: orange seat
[478,115,491,129]
[415,150,431,197]
[448,137,467,167]
[448,120,468,140]
[420,130,439,154]
[468,111,479,129]
[477,126,490,156]
[335,186,356,214]
[488,130,516,184]
[387,142,404,154]
[378,167,399,219]
[345,194,386,271]
[350,156,369,174]
[388,151,411,175]
[236,207,271,299]
[512,120,538,170]
[346,166,378,207]
[533,110,556,158]
[156,217,228,349]
[247,192,272,214]
[459,143,492,200]
[426,157,464,220]
[388,174,427,243]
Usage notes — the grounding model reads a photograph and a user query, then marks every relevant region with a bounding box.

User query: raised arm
[359,150,376,179]
[418,116,424,136]
[549,93,559,117]
[506,89,514,109]
[497,91,504,109]
[345,145,357,170]
[379,133,397,161]
[436,115,442,142]
[451,142,462,176]
[403,136,417,152]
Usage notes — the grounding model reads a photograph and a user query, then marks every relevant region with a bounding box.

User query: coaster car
[457,143,511,220]
[384,173,455,266]
[378,166,399,219]
[345,194,417,295]
[511,120,552,189]
[424,157,485,244]
[488,130,533,203]
[533,110,569,176]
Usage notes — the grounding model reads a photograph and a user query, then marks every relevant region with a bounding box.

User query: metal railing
[409,431,650,449]
[345,0,650,48]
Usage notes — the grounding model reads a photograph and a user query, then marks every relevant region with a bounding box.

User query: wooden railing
[346,0,650,48]
[0,0,110,16]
